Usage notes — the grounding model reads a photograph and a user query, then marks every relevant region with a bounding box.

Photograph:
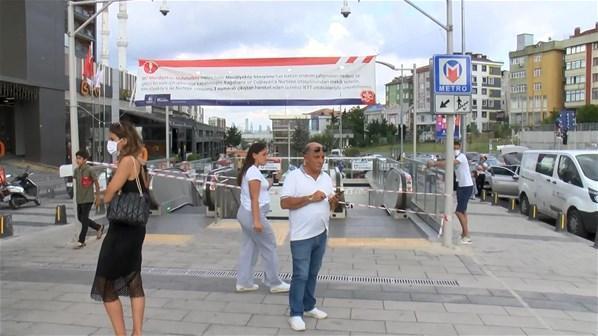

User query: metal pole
[413,63,417,158]
[287,120,291,165]
[67,1,81,238]
[399,64,404,158]
[460,0,467,153]
[443,0,455,248]
[165,105,170,167]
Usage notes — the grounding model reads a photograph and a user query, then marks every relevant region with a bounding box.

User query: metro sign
[433,55,471,95]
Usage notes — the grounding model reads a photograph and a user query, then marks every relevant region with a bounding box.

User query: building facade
[269,115,309,157]
[414,65,435,141]
[509,34,564,127]
[385,74,413,127]
[208,116,226,129]
[562,24,598,109]
[469,53,504,132]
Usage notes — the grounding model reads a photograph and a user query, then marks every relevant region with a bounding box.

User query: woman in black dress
[91,121,148,336]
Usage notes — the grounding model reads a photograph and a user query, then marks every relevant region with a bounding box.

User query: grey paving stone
[21,322,98,335]
[183,311,251,326]
[436,287,491,296]
[10,299,73,312]
[565,311,598,322]
[317,289,355,299]
[352,290,411,302]
[504,307,571,319]
[380,285,438,294]
[478,314,545,328]
[386,321,457,335]
[383,301,446,312]
[277,329,349,336]
[163,299,228,312]
[0,321,33,336]
[142,319,209,335]
[204,292,265,303]
[148,288,210,300]
[454,324,526,335]
[547,318,598,334]
[142,306,191,321]
[520,327,571,335]
[410,293,470,304]
[444,303,508,315]
[415,311,483,325]
[526,299,590,312]
[323,298,383,309]
[315,318,386,333]
[223,302,288,315]
[350,308,416,322]
[467,295,524,307]
[203,325,278,336]
[3,289,64,301]
[248,314,316,329]
[514,290,549,300]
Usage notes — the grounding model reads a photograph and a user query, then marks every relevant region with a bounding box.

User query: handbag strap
[131,158,144,196]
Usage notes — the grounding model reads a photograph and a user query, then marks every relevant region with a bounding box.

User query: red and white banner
[134,56,376,107]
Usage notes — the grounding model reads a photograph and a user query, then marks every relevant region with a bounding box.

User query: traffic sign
[433,55,472,95]
[435,94,455,114]
[455,95,471,113]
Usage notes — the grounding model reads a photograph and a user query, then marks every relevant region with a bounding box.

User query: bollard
[481,189,487,202]
[55,205,67,225]
[528,204,538,220]
[555,212,566,232]
[508,198,518,212]
[0,214,14,238]
[594,231,598,249]
[491,192,499,205]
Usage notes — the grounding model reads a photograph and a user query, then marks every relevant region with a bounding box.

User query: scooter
[0,168,41,209]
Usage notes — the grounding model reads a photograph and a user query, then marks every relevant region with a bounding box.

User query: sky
[98,0,598,131]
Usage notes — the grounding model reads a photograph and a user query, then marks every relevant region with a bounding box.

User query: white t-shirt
[240,165,270,211]
[281,167,334,241]
[455,153,474,187]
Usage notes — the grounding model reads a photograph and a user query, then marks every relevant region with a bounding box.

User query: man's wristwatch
[307,195,314,202]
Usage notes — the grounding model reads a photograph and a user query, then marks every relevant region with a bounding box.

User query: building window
[594,42,598,50]
[472,64,478,71]
[482,65,487,72]
[533,68,541,77]
[566,75,586,85]
[593,73,598,82]
[473,99,478,107]
[482,99,487,107]
[482,111,487,118]
[534,54,542,62]
[594,58,598,67]
[534,83,542,91]
[566,45,586,54]
[593,89,598,100]
[472,88,478,94]
[565,89,585,102]
[482,77,487,84]
[482,88,487,95]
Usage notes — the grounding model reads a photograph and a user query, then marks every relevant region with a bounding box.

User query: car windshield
[576,154,598,181]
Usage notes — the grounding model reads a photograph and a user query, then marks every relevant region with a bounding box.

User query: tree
[345,107,366,147]
[310,130,334,152]
[225,125,242,147]
[577,104,598,123]
[291,126,310,157]
[494,122,512,139]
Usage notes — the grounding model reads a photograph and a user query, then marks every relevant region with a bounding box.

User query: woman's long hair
[109,121,143,161]
[237,142,267,186]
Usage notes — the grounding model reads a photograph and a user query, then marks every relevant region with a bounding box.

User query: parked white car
[518,150,598,237]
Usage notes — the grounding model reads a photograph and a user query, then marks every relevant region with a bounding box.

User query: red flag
[83,44,94,82]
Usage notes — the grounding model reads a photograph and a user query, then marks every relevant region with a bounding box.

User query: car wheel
[520,194,529,216]
[567,209,588,238]
[9,195,26,209]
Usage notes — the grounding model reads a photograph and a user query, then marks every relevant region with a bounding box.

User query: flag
[93,65,104,90]
[82,43,94,85]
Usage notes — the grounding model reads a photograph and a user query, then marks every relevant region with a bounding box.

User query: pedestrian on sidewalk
[73,149,104,249]
[428,141,474,244]
[281,142,340,331]
[91,121,148,336]
[235,142,290,294]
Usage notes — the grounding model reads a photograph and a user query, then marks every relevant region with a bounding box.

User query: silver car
[488,165,520,197]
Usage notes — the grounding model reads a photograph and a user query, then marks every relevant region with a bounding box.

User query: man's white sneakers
[235,284,259,292]
[288,316,306,331]
[304,307,328,319]
[270,281,291,293]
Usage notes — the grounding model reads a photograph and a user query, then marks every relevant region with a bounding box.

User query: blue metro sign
[433,55,472,95]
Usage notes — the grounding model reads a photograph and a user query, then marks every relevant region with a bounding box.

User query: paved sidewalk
[1,200,597,335]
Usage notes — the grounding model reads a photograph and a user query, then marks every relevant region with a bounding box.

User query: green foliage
[543,109,560,125]
[576,104,598,123]
[493,122,512,139]
[309,130,334,152]
[186,153,201,161]
[225,126,242,147]
[291,126,310,156]
[343,147,360,157]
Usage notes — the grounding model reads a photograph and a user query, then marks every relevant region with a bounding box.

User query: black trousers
[77,203,101,243]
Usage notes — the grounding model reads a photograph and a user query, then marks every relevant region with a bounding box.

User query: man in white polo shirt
[281,142,339,331]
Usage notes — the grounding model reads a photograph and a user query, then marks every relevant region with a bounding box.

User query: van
[330,149,342,157]
[518,150,598,237]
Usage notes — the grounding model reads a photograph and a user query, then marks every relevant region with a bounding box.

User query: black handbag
[107,159,149,227]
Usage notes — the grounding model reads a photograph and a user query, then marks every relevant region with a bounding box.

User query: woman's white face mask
[107,139,121,155]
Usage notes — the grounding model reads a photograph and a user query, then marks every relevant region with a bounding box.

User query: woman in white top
[235,142,289,293]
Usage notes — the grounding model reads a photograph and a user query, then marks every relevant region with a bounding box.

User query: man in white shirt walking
[281,142,340,331]
[429,141,474,244]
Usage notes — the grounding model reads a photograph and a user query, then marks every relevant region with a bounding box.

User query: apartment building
[562,24,598,109]
[414,65,435,141]
[470,53,504,131]
[269,115,309,157]
[385,74,413,127]
[509,34,564,127]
